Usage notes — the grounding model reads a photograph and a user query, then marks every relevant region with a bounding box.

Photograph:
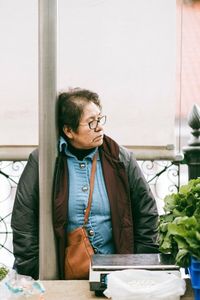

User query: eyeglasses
[79,115,107,130]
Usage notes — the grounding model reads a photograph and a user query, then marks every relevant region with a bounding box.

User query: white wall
[0,0,38,146]
[58,0,176,149]
[0,0,176,151]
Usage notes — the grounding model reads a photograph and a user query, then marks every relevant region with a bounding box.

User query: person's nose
[94,120,104,132]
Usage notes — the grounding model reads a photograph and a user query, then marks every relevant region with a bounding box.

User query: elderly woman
[11,88,158,280]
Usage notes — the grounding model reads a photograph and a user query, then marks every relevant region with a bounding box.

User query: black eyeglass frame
[88,115,107,130]
[79,115,107,130]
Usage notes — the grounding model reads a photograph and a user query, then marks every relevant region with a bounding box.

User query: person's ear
[63,125,73,139]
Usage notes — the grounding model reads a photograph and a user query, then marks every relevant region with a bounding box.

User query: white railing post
[38,0,58,279]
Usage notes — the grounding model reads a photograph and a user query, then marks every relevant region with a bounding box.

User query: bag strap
[83,152,98,225]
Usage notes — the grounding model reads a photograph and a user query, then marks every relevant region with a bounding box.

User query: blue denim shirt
[59,137,115,254]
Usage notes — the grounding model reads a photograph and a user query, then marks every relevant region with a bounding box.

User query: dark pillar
[183,104,200,180]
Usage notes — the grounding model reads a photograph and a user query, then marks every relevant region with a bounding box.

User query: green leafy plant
[158,178,200,268]
[0,265,8,281]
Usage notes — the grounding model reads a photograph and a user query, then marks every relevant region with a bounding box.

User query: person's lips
[93,134,103,142]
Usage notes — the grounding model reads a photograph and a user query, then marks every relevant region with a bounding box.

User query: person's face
[63,101,105,149]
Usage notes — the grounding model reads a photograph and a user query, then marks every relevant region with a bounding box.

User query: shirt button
[79,163,86,169]
[88,229,94,236]
[82,185,88,192]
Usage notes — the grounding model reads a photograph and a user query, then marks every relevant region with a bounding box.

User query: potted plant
[158,178,200,268]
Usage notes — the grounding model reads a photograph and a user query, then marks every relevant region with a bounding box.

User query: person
[11,88,159,280]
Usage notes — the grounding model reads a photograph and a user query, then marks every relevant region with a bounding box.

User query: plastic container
[193,289,200,300]
[188,257,200,300]
[104,269,186,300]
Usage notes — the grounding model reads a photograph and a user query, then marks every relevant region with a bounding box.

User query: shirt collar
[59,136,67,153]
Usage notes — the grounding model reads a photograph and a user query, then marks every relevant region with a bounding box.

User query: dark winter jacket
[11,135,158,279]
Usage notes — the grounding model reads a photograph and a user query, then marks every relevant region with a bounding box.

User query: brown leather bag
[64,153,97,280]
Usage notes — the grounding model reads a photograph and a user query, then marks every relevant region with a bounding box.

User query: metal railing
[0,161,26,266]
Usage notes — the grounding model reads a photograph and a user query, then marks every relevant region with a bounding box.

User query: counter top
[40,279,194,300]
